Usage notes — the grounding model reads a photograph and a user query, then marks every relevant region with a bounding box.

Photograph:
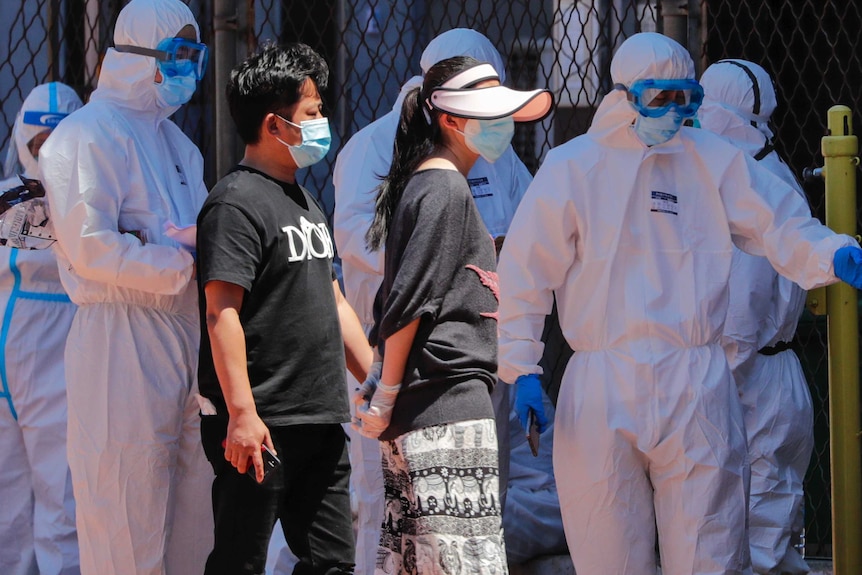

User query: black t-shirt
[374,169,498,440]
[197,165,349,426]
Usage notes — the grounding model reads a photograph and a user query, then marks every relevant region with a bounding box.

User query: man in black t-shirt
[196,42,372,575]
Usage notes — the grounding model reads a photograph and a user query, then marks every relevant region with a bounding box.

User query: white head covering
[698,59,777,158]
[393,29,508,115]
[92,0,199,119]
[589,33,695,143]
[3,82,83,179]
[420,28,506,83]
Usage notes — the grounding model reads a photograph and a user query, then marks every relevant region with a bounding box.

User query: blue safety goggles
[115,37,208,81]
[617,78,703,118]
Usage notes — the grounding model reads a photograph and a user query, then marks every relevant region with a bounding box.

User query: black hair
[226,42,329,145]
[366,56,482,251]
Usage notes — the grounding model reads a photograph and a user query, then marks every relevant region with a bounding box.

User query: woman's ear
[440,113,465,133]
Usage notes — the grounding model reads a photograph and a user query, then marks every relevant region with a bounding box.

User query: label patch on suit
[650,191,678,215]
[468,176,493,199]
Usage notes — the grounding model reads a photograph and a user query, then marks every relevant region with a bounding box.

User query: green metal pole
[822,104,862,575]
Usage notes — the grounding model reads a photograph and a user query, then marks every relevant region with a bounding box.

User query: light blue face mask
[632,109,684,146]
[459,116,515,163]
[155,73,197,108]
[275,116,331,168]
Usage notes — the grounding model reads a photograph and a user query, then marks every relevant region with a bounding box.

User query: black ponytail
[366,55,482,250]
[366,87,439,250]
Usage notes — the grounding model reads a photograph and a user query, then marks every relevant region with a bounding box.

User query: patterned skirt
[375,418,508,575]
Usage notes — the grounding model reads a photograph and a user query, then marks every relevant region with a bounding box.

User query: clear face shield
[617,78,704,118]
[115,37,209,81]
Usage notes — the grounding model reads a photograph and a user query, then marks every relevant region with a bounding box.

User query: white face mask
[458,116,515,163]
[632,109,684,146]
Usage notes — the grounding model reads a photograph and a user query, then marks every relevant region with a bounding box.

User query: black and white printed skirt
[375,418,508,575]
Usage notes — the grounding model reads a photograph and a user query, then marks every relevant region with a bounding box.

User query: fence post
[659,0,688,46]
[213,0,240,179]
[659,0,704,75]
[822,104,862,575]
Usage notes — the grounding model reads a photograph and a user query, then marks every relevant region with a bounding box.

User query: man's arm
[334,279,374,383]
[204,279,272,482]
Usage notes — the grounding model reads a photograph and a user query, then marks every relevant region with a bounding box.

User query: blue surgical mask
[155,73,197,108]
[459,117,515,163]
[275,116,331,168]
[632,109,684,146]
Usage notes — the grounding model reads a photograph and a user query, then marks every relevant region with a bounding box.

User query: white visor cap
[427,63,553,122]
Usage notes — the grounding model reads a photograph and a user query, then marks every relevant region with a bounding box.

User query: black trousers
[200,417,355,575]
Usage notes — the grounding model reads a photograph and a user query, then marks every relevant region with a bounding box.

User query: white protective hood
[392,28,509,121]
[93,0,199,120]
[3,82,82,179]
[589,32,695,146]
[699,59,778,158]
[420,28,506,83]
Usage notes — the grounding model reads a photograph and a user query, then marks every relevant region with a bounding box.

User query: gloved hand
[353,361,382,407]
[352,380,401,439]
[514,374,549,434]
[833,245,862,289]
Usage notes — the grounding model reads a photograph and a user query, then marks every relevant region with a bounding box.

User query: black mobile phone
[248,444,281,482]
[527,410,540,457]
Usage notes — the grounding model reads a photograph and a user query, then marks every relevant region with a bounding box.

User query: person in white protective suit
[320,28,565,574]
[0,82,81,575]
[497,32,862,575]
[700,59,814,575]
[37,0,214,573]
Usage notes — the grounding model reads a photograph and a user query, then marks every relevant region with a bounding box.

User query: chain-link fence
[702,1,862,557]
[2,0,860,559]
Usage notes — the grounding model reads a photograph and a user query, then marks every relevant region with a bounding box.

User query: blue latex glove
[352,361,382,407]
[514,374,549,434]
[833,245,862,289]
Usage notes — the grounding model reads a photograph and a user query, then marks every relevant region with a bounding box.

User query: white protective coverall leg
[0,82,81,575]
[700,59,814,575]
[497,32,856,575]
[38,1,214,573]
[328,28,550,574]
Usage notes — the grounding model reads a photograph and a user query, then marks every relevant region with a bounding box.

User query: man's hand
[224,409,274,483]
[353,361,382,407]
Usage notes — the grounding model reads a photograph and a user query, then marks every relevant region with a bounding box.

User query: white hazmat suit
[701,59,813,575]
[330,28,561,573]
[38,0,213,573]
[497,32,856,575]
[0,82,81,575]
